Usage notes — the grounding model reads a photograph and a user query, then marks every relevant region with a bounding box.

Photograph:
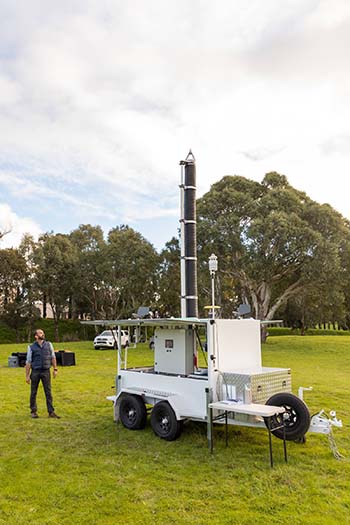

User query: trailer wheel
[151,401,183,441]
[119,394,147,430]
[265,392,310,441]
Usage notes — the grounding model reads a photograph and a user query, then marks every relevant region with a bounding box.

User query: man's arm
[25,345,32,384]
[49,342,58,377]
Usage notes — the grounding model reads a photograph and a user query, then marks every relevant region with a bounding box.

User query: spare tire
[265,392,310,441]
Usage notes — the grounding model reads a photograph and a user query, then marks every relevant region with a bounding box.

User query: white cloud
[0,0,350,248]
[0,204,42,248]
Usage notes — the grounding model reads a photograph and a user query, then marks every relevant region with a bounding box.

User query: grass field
[0,337,349,525]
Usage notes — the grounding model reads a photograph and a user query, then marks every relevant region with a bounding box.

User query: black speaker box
[55,351,76,366]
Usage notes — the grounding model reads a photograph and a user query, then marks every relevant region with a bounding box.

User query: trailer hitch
[298,386,343,433]
[298,385,344,459]
[309,409,343,434]
[310,410,344,460]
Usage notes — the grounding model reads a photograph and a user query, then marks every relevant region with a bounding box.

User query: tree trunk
[43,294,47,318]
[68,296,72,319]
[27,320,32,343]
[54,317,59,342]
[300,305,305,335]
[51,304,60,342]
[260,325,268,343]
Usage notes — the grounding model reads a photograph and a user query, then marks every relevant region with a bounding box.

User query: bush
[267,326,350,337]
[0,322,16,344]
[0,319,96,344]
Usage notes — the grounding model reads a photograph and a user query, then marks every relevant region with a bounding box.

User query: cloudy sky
[1,0,350,250]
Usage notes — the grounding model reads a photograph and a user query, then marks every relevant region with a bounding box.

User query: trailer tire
[119,394,147,430]
[151,401,183,441]
[265,392,310,441]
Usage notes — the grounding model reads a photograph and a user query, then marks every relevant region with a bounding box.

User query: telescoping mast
[179,150,198,319]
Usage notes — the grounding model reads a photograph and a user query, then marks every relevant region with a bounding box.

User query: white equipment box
[154,327,194,375]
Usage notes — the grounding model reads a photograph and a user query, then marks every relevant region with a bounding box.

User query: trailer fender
[106,395,119,421]
[166,395,186,421]
[107,391,134,422]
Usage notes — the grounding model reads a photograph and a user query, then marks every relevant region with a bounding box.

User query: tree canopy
[197,172,350,326]
[1,172,350,341]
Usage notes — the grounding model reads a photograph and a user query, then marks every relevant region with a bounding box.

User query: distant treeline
[0,319,96,344]
[1,172,350,342]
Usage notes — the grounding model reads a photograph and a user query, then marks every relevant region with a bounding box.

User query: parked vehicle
[93,330,129,350]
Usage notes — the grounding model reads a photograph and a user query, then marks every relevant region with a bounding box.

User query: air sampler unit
[84,152,342,447]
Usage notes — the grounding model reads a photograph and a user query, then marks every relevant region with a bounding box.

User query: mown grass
[0,337,349,525]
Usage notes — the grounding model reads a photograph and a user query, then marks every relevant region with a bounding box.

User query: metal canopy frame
[82,318,279,327]
[81,318,208,328]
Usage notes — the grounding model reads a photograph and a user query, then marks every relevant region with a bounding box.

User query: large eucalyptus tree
[106,225,159,318]
[33,233,79,340]
[197,173,350,328]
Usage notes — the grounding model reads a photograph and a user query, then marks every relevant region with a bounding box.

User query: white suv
[93,330,129,350]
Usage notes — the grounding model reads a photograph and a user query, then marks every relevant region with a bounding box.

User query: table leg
[206,389,213,453]
[283,418,288,463]
[267,417,273,468]
[225,411,228,447]
[210,406,214,453]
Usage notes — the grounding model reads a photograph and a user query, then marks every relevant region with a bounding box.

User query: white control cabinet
[154,327,194,376]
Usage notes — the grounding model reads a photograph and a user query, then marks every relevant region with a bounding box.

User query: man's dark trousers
[30,369,54,414]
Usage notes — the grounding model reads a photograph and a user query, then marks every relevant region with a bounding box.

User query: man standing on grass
[25,329,60,419]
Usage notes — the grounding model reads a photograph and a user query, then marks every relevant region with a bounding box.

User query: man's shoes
[31,412,39,419]
[48,412,60,419]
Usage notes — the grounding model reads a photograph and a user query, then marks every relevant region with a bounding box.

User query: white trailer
[84,316,333,445]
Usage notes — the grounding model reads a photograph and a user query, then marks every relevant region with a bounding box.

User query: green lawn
[0,337,349,525]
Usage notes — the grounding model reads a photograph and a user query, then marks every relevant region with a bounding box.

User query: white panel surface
[215,319,262,372]
[120,370,209,418]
